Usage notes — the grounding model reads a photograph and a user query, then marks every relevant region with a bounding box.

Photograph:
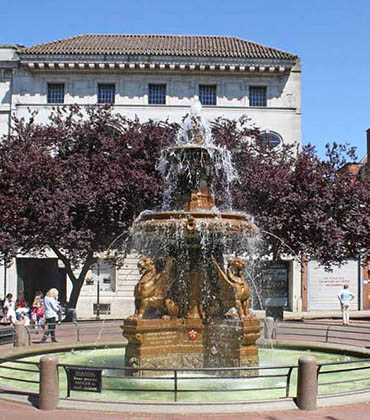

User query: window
[249,86,267,107]
[47,83,64,103]
[148,84,166,104]
[90,260,116,291]
[98,84,115,104]
[252,262,289,310]
[199,85,216,105]
[260,131,283,149]
[93,303,111,315]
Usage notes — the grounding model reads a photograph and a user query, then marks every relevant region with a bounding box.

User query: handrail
[0,326,15,346]
[0,358,40,387]
[3,319,370,350]
[316,358,370,396]
[59,362,295,402]
[274,321,370,348]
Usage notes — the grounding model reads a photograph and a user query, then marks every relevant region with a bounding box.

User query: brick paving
[0,399,370,420]
[1,319,370,419]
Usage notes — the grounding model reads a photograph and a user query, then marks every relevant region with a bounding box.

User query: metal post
[174,370,178,402]
[96,262,100,320]
[3,255,7,299]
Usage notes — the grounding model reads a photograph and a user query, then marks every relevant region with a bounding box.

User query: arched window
[260,131,283,149]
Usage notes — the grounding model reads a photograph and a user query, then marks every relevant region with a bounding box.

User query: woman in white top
[3,293,16,325]
[40,288,60,343]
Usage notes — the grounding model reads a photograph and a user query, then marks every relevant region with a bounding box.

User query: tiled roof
[20,34,297,60]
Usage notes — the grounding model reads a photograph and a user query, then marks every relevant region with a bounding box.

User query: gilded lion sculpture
[131,256,179,320]
[212,255,251,320]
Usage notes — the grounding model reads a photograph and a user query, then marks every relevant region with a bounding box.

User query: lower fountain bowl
[132,211,259,236]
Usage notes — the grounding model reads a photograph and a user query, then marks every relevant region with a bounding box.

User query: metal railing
[274,321,370,348]
[1,319,370,351]
[1,333,370,404]
[59,363,297,402]
[0,327,15,346]
[317,357,370,396]
[23,319,123,344]
[0,358,40,387]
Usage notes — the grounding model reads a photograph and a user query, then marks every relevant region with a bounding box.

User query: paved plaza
[1,319,370,419]
[1,398,370,420]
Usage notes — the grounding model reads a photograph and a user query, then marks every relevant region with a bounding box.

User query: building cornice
[19,57,294,75]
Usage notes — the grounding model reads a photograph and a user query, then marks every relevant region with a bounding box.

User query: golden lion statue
[131,256,179,320]
[212,255,251,320]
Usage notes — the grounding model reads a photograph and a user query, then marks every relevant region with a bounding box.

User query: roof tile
[19,34,297,60]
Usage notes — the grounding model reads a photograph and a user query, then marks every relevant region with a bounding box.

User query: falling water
[125,103,262,372]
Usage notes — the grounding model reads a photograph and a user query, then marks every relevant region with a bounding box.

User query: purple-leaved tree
[0,106,176,307]
[0,107,368,309]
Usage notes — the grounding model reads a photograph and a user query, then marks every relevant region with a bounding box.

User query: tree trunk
[51,246,94,311]
[68,278,84,309]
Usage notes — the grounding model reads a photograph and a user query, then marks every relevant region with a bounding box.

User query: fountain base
[122,317,261,377]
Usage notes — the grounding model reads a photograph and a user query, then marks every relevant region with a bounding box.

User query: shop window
[251,262,289,310]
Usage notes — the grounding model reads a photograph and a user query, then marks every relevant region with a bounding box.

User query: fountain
[122,103,262,375]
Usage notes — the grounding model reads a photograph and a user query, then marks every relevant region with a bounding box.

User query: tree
[212,117,367,267]
[0,107,367,309]
[0,105,176,307]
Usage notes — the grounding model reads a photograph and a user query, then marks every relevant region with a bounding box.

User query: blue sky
[1,0,369,159]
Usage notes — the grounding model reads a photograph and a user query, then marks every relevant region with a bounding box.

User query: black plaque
[65,367,102,396]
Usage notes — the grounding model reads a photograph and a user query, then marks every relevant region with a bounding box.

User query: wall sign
[308,260,358,311]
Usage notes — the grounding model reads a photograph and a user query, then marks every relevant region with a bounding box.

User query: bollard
[39,356,59,410]
[14,322,28,347]
[296,355,317,410]
[263,316,275,339]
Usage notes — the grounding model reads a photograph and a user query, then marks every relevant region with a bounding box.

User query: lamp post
[3,255,7,299]
[96,261,100,320]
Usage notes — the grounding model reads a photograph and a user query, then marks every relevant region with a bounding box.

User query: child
[31,291,45,332]
[20,311,30,326]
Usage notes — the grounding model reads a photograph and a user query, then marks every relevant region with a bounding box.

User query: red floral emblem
[186,328,199,341]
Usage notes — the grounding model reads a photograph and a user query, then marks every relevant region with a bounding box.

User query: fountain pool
[1,345,369,403]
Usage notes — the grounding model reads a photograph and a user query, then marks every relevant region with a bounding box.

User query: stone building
[0,34,302,317]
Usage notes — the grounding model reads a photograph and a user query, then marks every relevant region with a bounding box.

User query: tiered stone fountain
[122,103,261,375]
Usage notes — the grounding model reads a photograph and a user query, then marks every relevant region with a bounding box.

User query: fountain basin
[1,343,369,403]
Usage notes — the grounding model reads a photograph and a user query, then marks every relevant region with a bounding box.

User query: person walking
[40,288,60,343]
[338,284,355,326]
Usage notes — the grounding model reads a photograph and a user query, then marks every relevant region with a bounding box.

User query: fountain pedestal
[122,318,205,376]
[204,318,262,375]
[122,316,261,377]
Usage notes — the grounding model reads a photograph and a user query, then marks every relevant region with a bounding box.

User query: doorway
[16,258,66,305]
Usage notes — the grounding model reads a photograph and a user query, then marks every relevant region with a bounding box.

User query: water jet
[122,104,261,375]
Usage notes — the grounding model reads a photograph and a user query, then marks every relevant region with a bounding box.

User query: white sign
[308,261,358,311]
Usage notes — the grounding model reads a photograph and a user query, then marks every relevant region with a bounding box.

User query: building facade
[0,34,302,317]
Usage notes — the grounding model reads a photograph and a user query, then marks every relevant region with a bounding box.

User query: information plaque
[65,367,102,396]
